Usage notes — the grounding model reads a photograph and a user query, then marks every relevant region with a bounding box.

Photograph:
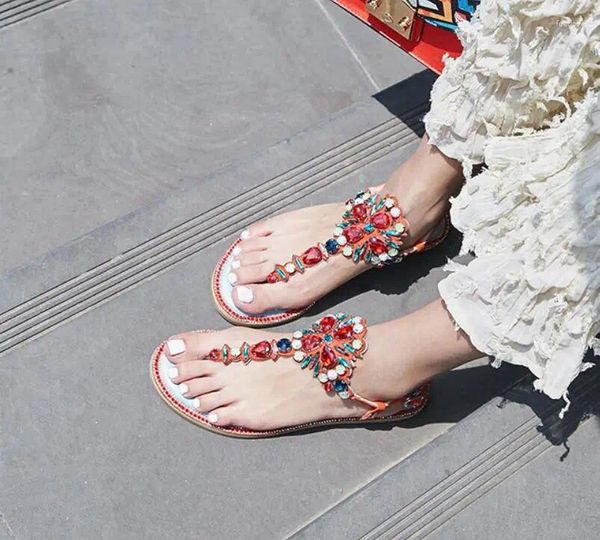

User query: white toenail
[168,367,178,379]
[228,273,238,285]
[232,260,241,269]
[167,339,186,356]
[192,398,200,409]
[232,246,242,256]
[236,286,253,303]
[179,383,189,395]
[240,229,250,240]
[207,412,218,423]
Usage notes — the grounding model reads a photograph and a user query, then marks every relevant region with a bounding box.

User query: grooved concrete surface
[0,0,422,275]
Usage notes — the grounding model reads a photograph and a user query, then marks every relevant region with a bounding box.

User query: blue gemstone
[323,334,333,343]
[334,381,347,392]
[364,223,374,233]
[276,338,292,353]
[325,239,339,254]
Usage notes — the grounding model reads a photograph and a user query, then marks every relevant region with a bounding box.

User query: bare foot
[227,176,453,315]
[162,317,431,431]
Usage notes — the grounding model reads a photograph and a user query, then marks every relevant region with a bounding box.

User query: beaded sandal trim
[267,191,414,284]
[207,312,412,420]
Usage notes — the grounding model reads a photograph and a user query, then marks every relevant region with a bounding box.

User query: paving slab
[0,0,422,274]
[0,84,527,539]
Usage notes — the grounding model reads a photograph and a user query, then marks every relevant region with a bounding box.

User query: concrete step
[0,79,530,539]
[0,0,424,275]
[294,365,600,539]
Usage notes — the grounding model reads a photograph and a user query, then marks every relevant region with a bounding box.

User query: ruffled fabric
[424,0,600,411]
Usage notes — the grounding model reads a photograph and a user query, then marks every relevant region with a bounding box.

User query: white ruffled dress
[423,0,600,410]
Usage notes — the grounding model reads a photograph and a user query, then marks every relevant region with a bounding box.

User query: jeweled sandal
[212,190,450,326]
[150,313,431,438]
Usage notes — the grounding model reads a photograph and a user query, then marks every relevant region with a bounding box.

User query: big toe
[232,283,308,314]
[164,330,227,363]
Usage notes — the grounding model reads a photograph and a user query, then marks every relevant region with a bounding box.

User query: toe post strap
[266,191,413,284]
[207,313,429,419]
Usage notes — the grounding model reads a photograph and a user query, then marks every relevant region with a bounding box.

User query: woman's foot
[226,136,463,315]
[161,300,481,432]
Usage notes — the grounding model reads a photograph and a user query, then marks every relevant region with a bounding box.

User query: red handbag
[330,0,479,74]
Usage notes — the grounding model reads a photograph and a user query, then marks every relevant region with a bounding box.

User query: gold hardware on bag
[365,0,416,40]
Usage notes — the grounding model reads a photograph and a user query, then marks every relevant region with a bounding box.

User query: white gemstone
[293,330,303,339]
[352,339,363,350]
[345,203,352,211]
[353,323,364,333]
[333,227,343,237]
[342,246,353,257]
[285,263,295,273]
[379,253,389,262]
[339,391,350,399]
[318,373,329,383]
[335,365,346,375]
[354,197,364,205]
[395,223,405,233]
[371,256,380,264]
[390,207,401,218]
[230,347,241,357]
[388,248,399,257]
[337,235,347,246]
[294,351,305,362]
[327,369,338,381]
[384,198,394,208]
[291,340,302,350]
[352,316,362,324]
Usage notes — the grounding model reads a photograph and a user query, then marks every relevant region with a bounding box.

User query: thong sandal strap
[266,191,413,284]
[208,313,394,418]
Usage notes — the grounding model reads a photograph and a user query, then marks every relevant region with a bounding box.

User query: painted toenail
[192,398,200,409]
[236,286,254,303]
[232,246,242,256]
[179,383,189,395]
[240,229,250,240]
[228,273,238,285]
[167,339,186,356]
[232,260,241,269]
[207,412,218,423]
[168,367,178,379]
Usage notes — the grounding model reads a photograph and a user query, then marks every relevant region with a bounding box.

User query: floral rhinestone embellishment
[207,312,367,400]
[266,191,410,283]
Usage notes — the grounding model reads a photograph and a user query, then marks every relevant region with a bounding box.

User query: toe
[232,282,306,313]
[231,263,270,285]
[167,360,220,384]
[237,251,268,266]
[193,390,232,414]
[242,220,273,239]
[178,372,223,399]
[237,238,268,254]
[164,330,229,363]
[205,405,240,427]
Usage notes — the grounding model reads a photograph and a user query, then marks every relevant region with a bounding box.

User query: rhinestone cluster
[207,312,367,400]
[266,191,409,283]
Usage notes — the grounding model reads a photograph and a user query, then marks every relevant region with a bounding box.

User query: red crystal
[301,246,323,266]
[371,212,392,230]
[345,225,364,245]
[334,325,353,339]
[208,349,220,361]
[250,340,272,359]
[301,333,322,351]
[352,203,368,222]
[267,272,278,284]
[319,315,336,333]
[324,381,333,392]
[321,345,336,367]
[369,237,388,255]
